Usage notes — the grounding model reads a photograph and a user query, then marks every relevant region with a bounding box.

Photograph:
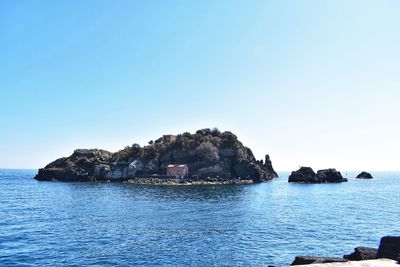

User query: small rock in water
[356,171,373,179]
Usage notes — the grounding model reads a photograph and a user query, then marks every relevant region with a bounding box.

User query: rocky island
[288,167,348,183]
[34,128,278,184]
[356,171,373,179]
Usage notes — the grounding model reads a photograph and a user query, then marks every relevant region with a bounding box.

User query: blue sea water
[0,170,399,267]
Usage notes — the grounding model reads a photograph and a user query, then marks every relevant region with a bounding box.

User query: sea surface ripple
[0,170,399,266]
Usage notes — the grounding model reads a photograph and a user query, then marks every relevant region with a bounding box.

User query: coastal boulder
[356,171,373,179]
[291,256,347,265]
[344,247,378,261]
[377,236,400,260]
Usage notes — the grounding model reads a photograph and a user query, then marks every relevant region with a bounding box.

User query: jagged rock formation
[356,171,373,179]
[288,167,348,183]
[35,128,278,183]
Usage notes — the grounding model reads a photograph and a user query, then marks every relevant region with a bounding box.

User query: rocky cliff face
[35,128,278,183]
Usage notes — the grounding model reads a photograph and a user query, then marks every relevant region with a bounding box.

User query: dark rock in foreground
[290,236,400,266]
[344,247,378,261]
[377,236,400,261]
[291,256,347,265]
[356,171,373,179]
[288,167,348,183]
[35,128,278,184]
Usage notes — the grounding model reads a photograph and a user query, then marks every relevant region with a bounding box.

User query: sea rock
[288,167,317,183]
[290,256,347,265]
[316,169,348,183]
[356,171,373,179]
[288,167,347,183]
[377,236,400,260]
[34,128,278,183]
[344,247,378,261]
[264,154,278,178]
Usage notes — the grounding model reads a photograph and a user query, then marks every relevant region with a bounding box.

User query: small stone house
[166,164,188,178]
[163,135,177,143]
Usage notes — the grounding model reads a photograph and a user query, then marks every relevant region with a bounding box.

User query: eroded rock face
[35,128,278,183]
[288,167,348,183]
[356,171,373,179]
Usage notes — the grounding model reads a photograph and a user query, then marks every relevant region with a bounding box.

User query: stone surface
[377,236,400,260]
[34,128,278,183]
[343,247,377,261]
[291,256,347,265]
[356,171,373,179]
[288,167,348,183]
[288,259,398,267]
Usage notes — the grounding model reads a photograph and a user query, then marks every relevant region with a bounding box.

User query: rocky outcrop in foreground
[35,128,278,183]
[344,247,378,261]
[291,256,347,265]
[356,171,373,179]
[288,167,348,183]
[290,236,400,266]
[377,236,400,261]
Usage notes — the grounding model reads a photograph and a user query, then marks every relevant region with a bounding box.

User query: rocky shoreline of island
[47,176,255,185]
[123,177,254,185]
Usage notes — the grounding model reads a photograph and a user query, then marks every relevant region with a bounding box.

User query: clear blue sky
[1,0,399,171]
